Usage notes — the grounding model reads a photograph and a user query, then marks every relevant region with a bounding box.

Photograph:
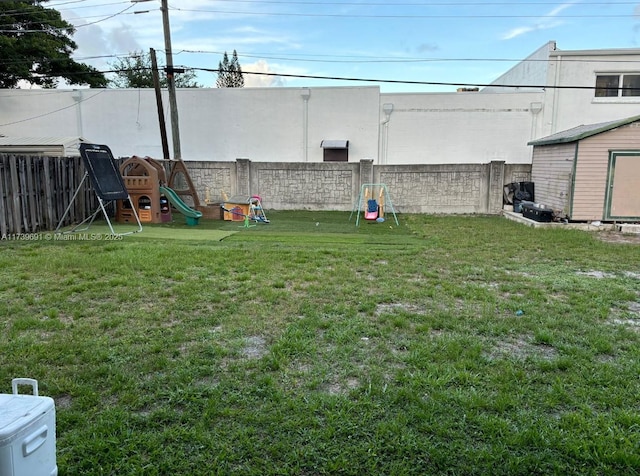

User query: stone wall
[185,159,531,215]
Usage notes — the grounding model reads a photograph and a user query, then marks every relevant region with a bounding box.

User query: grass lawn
[1,211,639,475]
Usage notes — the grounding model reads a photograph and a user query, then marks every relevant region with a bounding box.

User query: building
[0,42,638,169]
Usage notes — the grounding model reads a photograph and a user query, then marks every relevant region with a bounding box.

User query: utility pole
[132,0,182,160]
[149,48,170,161]
[160,0,182,161]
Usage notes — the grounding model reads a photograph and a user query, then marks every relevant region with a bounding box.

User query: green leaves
[0,1,107,88]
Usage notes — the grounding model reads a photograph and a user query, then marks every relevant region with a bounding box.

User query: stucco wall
[0,87,541,166]
[482,41,555,93]
[379,92,543,165]
[541,49,640,136]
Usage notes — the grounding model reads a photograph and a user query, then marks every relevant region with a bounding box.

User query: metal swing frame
[350,183,399,227]
[55,143,142,237]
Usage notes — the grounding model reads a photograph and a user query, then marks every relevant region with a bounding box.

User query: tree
[109,51,200,88]
[0,0,106,88]
[216,50,244,88]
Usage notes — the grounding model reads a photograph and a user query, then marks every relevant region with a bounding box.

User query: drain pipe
[380,103,394,165]
[301,88,311,161]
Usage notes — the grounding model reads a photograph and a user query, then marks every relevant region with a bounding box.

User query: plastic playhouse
[117,156,202,226]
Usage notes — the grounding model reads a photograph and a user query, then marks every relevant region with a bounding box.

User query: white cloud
[243,60,286,87]
[501,2,578,40]
[502,26,535,40]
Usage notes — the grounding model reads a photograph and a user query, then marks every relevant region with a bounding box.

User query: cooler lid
[0,394,54,441]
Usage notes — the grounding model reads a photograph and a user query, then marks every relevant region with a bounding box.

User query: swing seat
[365,199,379,220]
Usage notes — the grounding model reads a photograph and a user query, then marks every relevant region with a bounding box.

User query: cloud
[243,60,286,87]
[501,1,578,40]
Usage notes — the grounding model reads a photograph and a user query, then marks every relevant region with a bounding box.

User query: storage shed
[528,115,640,222]
[0,136,84,157]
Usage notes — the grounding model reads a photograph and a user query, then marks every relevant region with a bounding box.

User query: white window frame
[595,73,640,97]
[593,73,640,103]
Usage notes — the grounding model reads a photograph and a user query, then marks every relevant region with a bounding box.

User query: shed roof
[0,136,85,156]
[528,115,640,146]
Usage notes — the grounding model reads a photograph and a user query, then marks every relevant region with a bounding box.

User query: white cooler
[0,379,57,476]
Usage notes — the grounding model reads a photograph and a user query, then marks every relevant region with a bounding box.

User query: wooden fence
[0,154,99,236]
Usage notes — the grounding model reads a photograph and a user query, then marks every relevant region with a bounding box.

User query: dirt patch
[55,394,72,409]
[242,336,268,359]
[322,377,360,396]
[487,336,558,361]
[375,303,425,316]
[595,231,640,244]
[608,301,640,330]
[577,270,616,279]
[610,318,640,329]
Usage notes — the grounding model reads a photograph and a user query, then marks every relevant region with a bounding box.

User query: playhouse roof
[528,115,640,146]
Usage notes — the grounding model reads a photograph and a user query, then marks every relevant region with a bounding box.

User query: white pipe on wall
[301,88,311,161]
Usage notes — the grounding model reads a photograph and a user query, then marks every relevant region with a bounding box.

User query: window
[622,75,640,96]
[596,74,640,97]
[595,75,619,97]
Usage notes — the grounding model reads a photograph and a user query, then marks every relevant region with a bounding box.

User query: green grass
[1,212,640,475]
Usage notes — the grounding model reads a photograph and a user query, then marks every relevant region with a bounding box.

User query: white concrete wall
[0,87,542,165]
[2,48,639,167]
[379,91,544,165]
[482,41,555,93]
[541,48,640,136]
[0,87,381,163]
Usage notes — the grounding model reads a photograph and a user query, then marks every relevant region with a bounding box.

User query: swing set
[350,183,399,227]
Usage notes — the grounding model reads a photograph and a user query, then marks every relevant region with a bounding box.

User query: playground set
[220,191,269,226]
[351,183,399,226]
[57,143,400,236]
[116,155,203,226]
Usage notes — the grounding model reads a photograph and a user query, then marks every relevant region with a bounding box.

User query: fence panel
[0,155,99,235]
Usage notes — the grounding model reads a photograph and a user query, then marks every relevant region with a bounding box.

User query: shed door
[605,151,640,220]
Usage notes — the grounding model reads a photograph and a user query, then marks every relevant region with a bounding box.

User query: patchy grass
[1,212,639,475]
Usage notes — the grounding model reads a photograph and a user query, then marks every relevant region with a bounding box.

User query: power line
[3,48,640,69]
[189,0,640,4]
[0,1,137,30]
[0,90,106,127]
[167,7,636,19]
[192,66,611,90]
[0,61,616,90]
[0,65,626,129]
[177,49,640,65]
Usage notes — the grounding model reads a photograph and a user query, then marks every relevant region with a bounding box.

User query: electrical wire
[0,90,106,127]
[185,0,640,4]
[166,6,635,19]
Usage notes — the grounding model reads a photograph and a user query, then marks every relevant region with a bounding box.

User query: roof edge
[528,115,640,146]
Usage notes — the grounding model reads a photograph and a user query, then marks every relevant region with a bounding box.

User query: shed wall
[530,142,575,214]
[572,122,640,220]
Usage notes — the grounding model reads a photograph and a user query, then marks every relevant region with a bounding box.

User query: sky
[50,0,640,93]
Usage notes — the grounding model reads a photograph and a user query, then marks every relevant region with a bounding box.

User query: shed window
[320,140,349,162]
[596,74,640,97]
